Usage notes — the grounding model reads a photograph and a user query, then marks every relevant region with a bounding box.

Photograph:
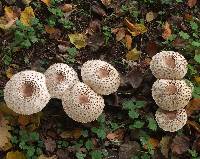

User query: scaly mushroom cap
[62,82,105,123]
[4,70,50,115]
[155,108,187,132]
[150,51,188,79]
[45,63,79,99]
[152,79,192,111]
[81,60,120,95]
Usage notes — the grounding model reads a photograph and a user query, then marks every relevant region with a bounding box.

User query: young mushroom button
[152,79,192,111]
[155,108,187,132]
[150,51,188,79]
[44,63,79,99]
[81,60,120,95]
[62,82,105,123]
[4,70,51,115]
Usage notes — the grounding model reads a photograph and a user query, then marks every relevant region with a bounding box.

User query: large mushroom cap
[4,70,50,115]
[150,51,188,79]
[62,82,105,123]
[152,79,192,111]
[155,108,187,132]
[44,63,79,99]
[81,60,120,95]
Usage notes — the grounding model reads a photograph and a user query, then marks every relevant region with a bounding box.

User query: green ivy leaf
[129,120,145,129]
[91,128,106,140]
[90,150,103,159]
[85,139,94,151]
[179,31,190,40]
[128,110,139,119]
[194,54,200,64]
[147,117,157,131]
[76,152,86,159]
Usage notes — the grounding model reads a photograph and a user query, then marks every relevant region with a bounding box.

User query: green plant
[188,149,200,159]
[57,140,69,149]
[102,26,112,45]
[66,47,77,63]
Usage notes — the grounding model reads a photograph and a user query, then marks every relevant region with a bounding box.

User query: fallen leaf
[20,6,35,26]
[144,138,159,150]
[60,128,82,139]
[22,0,32,5]
[171,135,190,155]
[45,25,61,39]
[86,20,101,35]
[187,120,200,133]
[4,6,15,21]
[38,155,58,159]
[60,4,73,12]
[6,151,26,159]
[68,33,87,49]
[187,0,197,8]
[44,137,56,153]
[162,21,172,40]
[146,11,155,22]
[126,68,143,89]
[160,136,172,158]
[194,77,200,85]
[125,34,132,50]
[124,18,147,36]
[41,0,51,7]
[106,129,124,141]
[101,0,111,6]
[116,28,126,42]
[145,41,158,57]
[172,38,186,48]
[186,99,200,117]
[6,64,19,79]
[126,48,141,61]
[91,4,106,17]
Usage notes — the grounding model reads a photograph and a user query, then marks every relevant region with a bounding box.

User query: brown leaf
[145,41,158,57]
[125,34,132,50]
[162,21,172,40]
[172,38,186,48]
[126,67,143,89]
[144,138,159,150]
[116,28,126,42]
[187,120,200,133]
[44,137,56,153]
[41,0,51,7]
[45,25,61,39]
[186,99,200,117]
[86,20,101,35]
[60,128,82,139]
[106,129,125,141]
[187,0,197,8]
[160,136,172,158]
[91,4,106,17]
[171,135,190,155]
[60,4,73,13]
[101,0,111,6]
[18,115,30,127]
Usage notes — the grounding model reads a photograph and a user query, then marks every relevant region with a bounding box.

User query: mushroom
[152,79,192,111]
[44,63,79,99]
[81,60,120,95]
[155,108,187,132]
[150,51,188,79]
[62,82,105,123]
[4,70,50,115]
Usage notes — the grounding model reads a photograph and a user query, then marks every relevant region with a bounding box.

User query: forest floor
[0,0,200,159]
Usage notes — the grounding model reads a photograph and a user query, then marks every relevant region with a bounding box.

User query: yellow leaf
[41,0,51,7]
[146,11,155,22]
[6,151,26,159]
[68,33,87,49]
[6,64,19,79]
[126,48,141,61]
[60,128,82,139]
[4,7,15,21]
[20,6,35,26]
[195,77,200,84]
[38,154,57,159]
[143,138,159,150]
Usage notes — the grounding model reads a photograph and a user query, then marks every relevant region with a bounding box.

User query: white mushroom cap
[152,79,192,111]
[155,108,187,132]
[44,63,79,99]
[4,70,50,115]
[81,60,120,95]
[62,82,105,123]
[150,51,188,79]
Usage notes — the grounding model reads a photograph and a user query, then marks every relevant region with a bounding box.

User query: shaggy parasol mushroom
[155,108,187,132]
[81,60,120,95]
[152,79,192,111]
[150,51,188,79]
[62,82,105,123]
[4,70,50,115]
[45,63,79,99]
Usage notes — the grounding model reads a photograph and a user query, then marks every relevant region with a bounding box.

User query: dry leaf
[187,120,200,133]
[45,25,61,39]
[60,128,82,139]
[41,0,51,7]
[125,34,132,50]
[116,28,125,41]
[143,138,159,150]
[106,129,124,141]
[186,99,200,117]
[60,4,73,12]
[187,0,197,8]
[91,4,106,17]
[38,155,58,159]
[126,48,141,61]
[146,11,155,22]
[124,18,147,36]
[172,38,186,48]
[101,0,111,6]
[162,21,172,39]
[160,136,172,158]
[86,20,101,35]
[4,6,15,21]
[145,41,158,57]
[195,77,200,85]
[6,64,19,79]
[171,135,190,155]
[20,6,35,26]
[6,151,26,159]
[68,33,87,49]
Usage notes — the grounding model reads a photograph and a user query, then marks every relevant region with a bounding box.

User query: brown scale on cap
[152,79,192,111]
[62,82,105,123]
[4,70,50,115]
[155,108,187,132]
[81,60,120,95]
[150,51,188,79]
[45,63,79,99]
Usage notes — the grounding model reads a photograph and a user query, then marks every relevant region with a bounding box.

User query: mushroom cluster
[150,51,192,132]
[4,60,120,123]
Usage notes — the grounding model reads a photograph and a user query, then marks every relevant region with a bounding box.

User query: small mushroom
[62,82,105,123]
[155,108,187,132]
[45,63,79,99]
[150,51,188,79]
[4,70,50,115]
[81,60,120,95]
[152,79,192,111]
